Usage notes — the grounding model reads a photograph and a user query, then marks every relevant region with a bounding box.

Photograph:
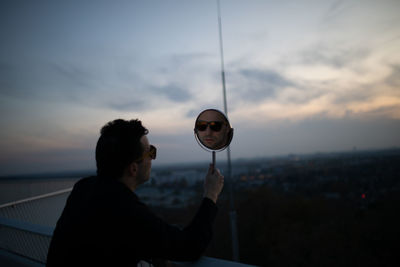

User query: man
[195,109,232,150]
[47,119,224,266]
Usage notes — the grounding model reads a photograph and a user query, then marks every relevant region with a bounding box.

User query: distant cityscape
[135,147,400,209]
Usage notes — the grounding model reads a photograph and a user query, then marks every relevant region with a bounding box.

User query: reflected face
[195,110,230,150]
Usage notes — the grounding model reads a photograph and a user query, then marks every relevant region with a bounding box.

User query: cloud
[51,63,97,91]
[0,62,40,99]
[0,60,96,102]
[169,53,212,69]
[224,35,400,124]
[107,99,146,112]
[51,62,158,111]
[385,64,400,87]
[229,68,293,103]
[320,0,349,25]
[229,115,400,159]
[298,43,370,69]
[0,52,206,119]
[0,58,161,112]
[151,83,192,103]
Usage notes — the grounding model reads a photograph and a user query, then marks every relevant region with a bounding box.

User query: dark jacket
[46,176,217,266]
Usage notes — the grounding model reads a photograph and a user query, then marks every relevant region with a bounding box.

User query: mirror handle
[212,151,216,173]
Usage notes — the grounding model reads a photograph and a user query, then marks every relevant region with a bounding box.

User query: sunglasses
[195,121,224,132]
[136,145,157,162]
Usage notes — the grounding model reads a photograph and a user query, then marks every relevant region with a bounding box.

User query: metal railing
[0,188,72,264]
[0,189,255,267]
[0,188,72,226]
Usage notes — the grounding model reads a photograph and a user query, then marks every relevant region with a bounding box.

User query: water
[0,177,80,205]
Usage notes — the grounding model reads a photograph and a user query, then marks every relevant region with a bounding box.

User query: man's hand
[203,164,224,203]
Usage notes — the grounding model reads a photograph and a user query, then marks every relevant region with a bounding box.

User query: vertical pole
[217,0,239,262]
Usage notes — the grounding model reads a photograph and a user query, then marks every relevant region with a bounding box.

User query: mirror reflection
[194,109,233,151]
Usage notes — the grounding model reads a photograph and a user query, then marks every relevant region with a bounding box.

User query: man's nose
[205,126,212,135]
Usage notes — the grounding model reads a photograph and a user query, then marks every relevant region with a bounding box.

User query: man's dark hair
[95,119,148,179]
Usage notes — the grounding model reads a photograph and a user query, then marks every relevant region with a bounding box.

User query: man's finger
[208,163,215,174]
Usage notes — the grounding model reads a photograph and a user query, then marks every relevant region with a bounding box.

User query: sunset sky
[1,0,399,175]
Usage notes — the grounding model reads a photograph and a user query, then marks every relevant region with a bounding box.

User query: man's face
[196,110,229,150]
[137,136,152,185]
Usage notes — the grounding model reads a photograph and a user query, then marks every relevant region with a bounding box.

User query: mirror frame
[194,108,233,152]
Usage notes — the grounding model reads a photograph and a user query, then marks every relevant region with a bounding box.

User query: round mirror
[194,109,233,151]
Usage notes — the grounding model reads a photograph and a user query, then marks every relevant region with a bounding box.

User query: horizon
[1,146,398,178]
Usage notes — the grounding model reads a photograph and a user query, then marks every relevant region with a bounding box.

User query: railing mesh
[0,188,71,263]
[0,225,51,263]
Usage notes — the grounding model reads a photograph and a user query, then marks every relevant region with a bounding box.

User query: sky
[1,0,400,176]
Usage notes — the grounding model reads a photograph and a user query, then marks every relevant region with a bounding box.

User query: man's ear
[128,161,139,178]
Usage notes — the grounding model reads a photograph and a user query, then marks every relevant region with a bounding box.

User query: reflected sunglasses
[195,121,224,132]
[136,145,157,162]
